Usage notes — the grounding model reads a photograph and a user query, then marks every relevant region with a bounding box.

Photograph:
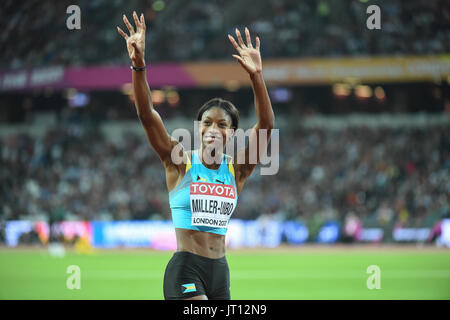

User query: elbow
[136,105,153,124]
[137,111,151,126]
[258,121,274,132]
[137,110,145,121]
[268,113,275,130]
[260,111,275,130]
[264,121,274,131]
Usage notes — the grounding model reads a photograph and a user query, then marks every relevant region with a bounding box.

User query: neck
[198,144,223,170]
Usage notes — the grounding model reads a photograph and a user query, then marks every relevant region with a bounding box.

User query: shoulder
[164,147,192,173]
[224,153,234,164]
[186,150,193,162]
[223,153,237,180]
[230,152,255,184]
[161,137,183,167]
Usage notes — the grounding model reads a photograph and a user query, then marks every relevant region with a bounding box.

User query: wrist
[250,69,263,79]
[131,64,146,72]
[131,58,146,68]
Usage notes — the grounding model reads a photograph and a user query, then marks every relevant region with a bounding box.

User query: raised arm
[117,12,179,167]
[228,28,275,188]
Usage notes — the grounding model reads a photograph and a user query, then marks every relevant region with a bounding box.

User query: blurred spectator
[1,120,448,230]
[0,0,448,69]
[342,211,363,243]
[0,221,5,244]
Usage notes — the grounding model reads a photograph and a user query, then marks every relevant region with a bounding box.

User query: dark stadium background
[0,0,449,300]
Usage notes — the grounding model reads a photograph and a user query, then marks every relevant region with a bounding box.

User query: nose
[207,123,221,133]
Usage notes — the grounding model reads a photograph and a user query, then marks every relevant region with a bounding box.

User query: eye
[203,121,211,125]
[219,123,227,128]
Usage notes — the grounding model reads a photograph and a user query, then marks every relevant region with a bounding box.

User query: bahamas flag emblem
[182,283,197,293]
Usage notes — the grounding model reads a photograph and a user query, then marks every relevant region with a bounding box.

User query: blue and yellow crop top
[169,150,238,235]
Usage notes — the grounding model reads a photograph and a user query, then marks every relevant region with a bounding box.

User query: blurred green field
[1,247,449,300]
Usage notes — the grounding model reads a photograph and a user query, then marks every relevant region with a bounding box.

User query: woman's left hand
[228,28,262,75]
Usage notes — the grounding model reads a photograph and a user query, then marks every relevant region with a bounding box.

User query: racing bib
[190,182,236,228]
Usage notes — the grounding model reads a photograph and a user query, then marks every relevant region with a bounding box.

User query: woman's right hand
[117,11,146,67]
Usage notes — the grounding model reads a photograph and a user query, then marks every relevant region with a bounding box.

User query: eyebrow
[204,117,229,122]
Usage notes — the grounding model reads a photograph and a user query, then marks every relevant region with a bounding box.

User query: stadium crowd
[1,0,448,69]
[1,119,449,233]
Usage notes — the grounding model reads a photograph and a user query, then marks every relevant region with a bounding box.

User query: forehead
[202,107,231,121]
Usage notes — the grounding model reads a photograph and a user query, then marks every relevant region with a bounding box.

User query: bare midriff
[175,228,226,259]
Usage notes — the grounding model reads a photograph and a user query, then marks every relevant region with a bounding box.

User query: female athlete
[117,11,274,300]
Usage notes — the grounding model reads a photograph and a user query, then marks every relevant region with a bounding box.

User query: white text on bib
[190,182,236,228]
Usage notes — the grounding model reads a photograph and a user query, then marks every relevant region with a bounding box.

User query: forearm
[250,71,274,128]
[132,58,154,120]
